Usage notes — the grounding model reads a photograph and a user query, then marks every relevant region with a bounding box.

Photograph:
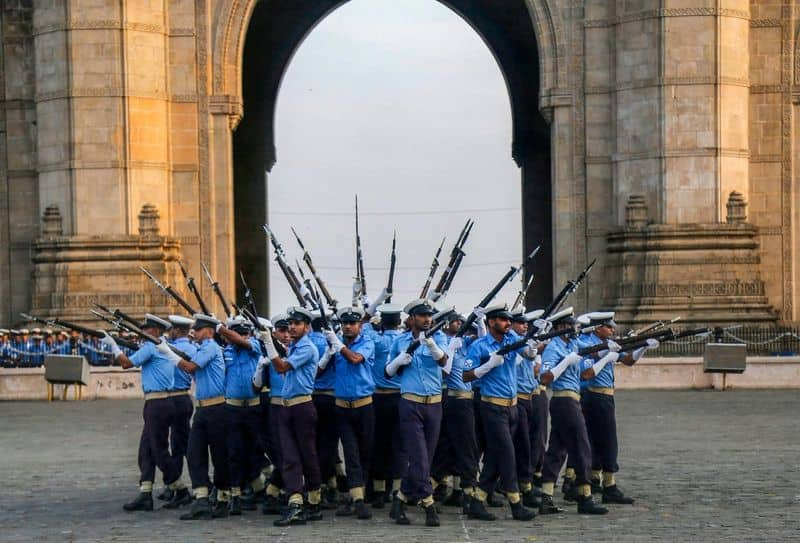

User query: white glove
[420,331,445,361]
[473,306,486,320]
[366,288,390,316]
[257,330,272,343]
[351,281,362,305]
[385,352,412,376]
[522,338,539,359]
[100,332,122,358]
[156,340,181,364]
[474,310,487,338]
[632,338,660,361]
[646,338,660,349]
[299,285,311,299]
[215,322,224,333]
[324,330,344,353]
[252,357,269,388]
[448,336,463,352]
[606,340,621,353]
[474,353,504,378]
[549,351,583,381]
[318,346,336,370]
[591,351,619,375]
[533,319,551,334]
[262,330,279,360]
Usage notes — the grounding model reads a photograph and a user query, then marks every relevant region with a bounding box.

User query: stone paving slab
[0,390,797,542]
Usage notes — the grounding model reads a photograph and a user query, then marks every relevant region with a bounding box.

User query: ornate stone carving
[41,205,63,237]
[726,191,747,224]
[137,204,160,238]
[625,195,648,229]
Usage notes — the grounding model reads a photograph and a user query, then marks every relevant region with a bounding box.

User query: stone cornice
[584,8,750,28]
[33,20,166,36]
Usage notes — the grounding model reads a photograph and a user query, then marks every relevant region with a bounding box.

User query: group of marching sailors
[101,294,660,527]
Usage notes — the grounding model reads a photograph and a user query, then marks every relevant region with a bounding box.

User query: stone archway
[209,0,576,313]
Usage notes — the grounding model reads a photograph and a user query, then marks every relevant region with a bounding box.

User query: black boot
[229,496,242,516]
[208,487,217,505]
[390,496,410,525]
[261,494,283,515]
[240,487,263,510]
[510,500,536,521]
[163,487,192,509]
[522,490,541,508]
[305,503,323,521]
[371,490,385,509]
[486,491,504,507]
[602,485,635,504]
[562,480,579,502]
[180,497,213,520]
[467,497,497,521]
[212,500,229,518]
[433,482,450,503]
[157,487,174,501]
[354,499,372,520]
[443,488,464,507]
[424,504,440,527]
[335,499,355,516]
[538,494,564,515]
[577,495,608,515]
[461,495,471,516]
[274,503,306,526]
[123,492,153,512]
[321,486,338,509]
[590,477,603,494]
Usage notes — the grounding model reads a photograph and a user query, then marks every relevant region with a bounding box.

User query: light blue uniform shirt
[466,333,520,399]
[445,336,475,392]
[169,336,196,391]
[224,337,262,400]
[364,327,402,390]
[192,338,226,401]
[310,330,335,390]
[389,330,449,396]
[579,332,614,389]
[129,341,175,394]
[269,363,286,399]
[541,335,582,393]
[333,333,376,400]
[281,333,319,399]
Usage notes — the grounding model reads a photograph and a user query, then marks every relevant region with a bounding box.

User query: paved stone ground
[1,390,797,542]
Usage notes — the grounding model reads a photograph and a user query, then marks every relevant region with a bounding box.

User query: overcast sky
[267,0,522,315]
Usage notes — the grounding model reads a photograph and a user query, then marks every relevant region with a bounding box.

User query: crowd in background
[0,328,138,367]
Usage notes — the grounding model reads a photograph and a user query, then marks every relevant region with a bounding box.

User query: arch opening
[233,0,551,312]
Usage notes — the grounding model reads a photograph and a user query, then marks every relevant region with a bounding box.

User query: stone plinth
[606,222,777,325]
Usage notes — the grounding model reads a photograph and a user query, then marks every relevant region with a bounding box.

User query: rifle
[295,261,319,309]
[201,263,232,318]
[481,326,579,361]
[419,236,445,299]
[405,320,449,356]
[21,313,139,352]
[455,246,541,337]
[291,227,338,309]
[354,195,367,301]
[431,219,472,300]
[239,271,262,324]
[89,308,192,359]
[264,225,307,307]
[140,267,197,315]
[92,302,139,328]
[577,327,709,357]
[626,316,681,338]
[178,260,210,315]
[386,231,397,303]
[511,274,535,312]
[541,258,596,319]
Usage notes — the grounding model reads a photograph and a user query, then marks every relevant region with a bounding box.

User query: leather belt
[335,396,373,409]
[517,392,533,401]
[531,388,541,396]
[225,397,261,407]
[552,390,581,401]
[260,386,270,393]
[588,387,615,396]
[196,396,225,408]
[167,390,190,398]
[313,389,335,397]
[374,387,400,395]
[401,393,442,405]
[481,395,517,407]
[270,397,284,406]
[447,390,474,400]
[539,385,547,392]
[144,391,169,401]
[281,395,313,407]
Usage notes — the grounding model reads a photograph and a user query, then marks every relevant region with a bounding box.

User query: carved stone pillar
[30,204,189,324]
